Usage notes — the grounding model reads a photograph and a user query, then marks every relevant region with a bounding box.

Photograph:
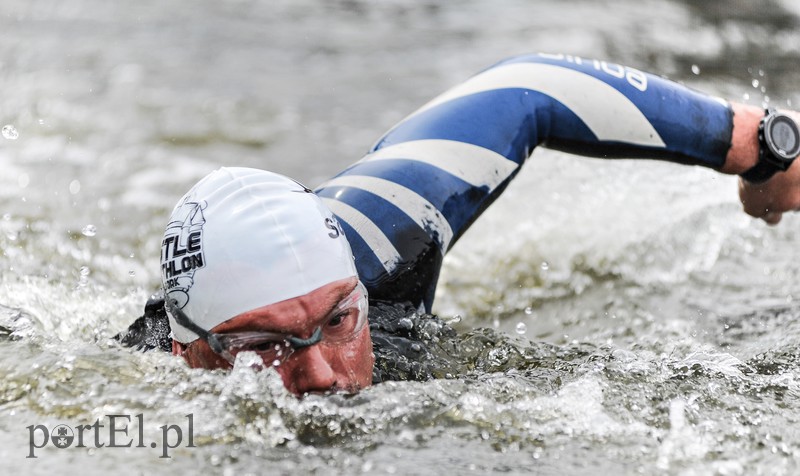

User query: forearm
[372,54,735,169]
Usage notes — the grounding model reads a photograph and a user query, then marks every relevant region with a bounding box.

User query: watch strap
[740,156,780,183]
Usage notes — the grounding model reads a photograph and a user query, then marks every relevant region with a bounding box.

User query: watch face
[766,113,800,160]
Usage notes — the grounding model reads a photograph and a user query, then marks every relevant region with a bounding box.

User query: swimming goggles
[166,281,369,366]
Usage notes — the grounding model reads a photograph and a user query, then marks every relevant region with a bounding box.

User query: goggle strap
[166,298,225,354]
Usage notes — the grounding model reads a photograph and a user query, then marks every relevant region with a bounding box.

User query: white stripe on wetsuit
[323,139,518,273]
[322,198,402,270]
[407,62,666,147]
[361,139,519,189]
[323,175,453,251]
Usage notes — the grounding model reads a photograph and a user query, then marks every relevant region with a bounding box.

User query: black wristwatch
[740,108,800,184]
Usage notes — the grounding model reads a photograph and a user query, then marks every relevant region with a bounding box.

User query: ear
[172,339,187,356]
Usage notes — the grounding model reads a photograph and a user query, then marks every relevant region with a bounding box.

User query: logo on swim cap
[161,198,207,310]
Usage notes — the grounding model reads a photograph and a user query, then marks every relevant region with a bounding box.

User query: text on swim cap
[162,232,205,280]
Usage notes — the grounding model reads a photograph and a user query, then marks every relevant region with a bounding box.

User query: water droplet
[80,266,90,276]
[752,79,760,88]
[6,231,18,241]
[128,270,136,277]
[129,252,135,258]
[38,119,45,125]
[540,261,549,270]
[69,179,81,195]
[272,359,281,367]
[691,64,700,75]
[81,224,97,237]
[487,347,508,365]
[524,306,533,315]
[2,125,18,140]
[742,92,750,101]
[2,214,10,221]
[447,314,462,324]
[515,322,527,334]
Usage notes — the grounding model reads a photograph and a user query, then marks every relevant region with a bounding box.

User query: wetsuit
[119,54,733,371]
[316,53,731,311]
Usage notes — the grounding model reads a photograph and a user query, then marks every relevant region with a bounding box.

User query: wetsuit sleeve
[315,53,734,312]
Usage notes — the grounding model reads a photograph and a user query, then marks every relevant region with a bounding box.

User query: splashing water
[81,225,97,237]
[2,124,18,140]
[3,0,800,474]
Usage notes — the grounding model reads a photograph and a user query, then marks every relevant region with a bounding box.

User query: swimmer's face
[172,277,374,396]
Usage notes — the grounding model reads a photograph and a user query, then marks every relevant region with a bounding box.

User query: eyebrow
[223,284,355,335]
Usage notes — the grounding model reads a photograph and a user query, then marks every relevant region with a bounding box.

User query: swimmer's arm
[316,55,799,310]
[724,104,800,225]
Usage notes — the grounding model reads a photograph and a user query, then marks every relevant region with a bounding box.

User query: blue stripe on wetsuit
[315,53,734,312]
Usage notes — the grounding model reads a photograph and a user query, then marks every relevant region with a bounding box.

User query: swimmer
[118,53,800,395]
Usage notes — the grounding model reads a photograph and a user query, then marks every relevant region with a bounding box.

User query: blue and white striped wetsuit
[315,53,733,312]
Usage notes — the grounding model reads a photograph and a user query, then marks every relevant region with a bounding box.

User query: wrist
[720,103,763,174]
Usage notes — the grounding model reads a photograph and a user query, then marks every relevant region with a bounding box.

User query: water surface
[2,1,800,474]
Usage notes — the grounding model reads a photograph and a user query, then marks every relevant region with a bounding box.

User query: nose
[282,344,337,395]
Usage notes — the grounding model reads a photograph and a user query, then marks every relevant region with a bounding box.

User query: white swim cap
[161,167,358,344]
